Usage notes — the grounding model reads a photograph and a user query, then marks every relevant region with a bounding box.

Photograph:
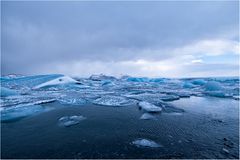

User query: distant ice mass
[132,139,162,148]
[0,74,239,122]
[33,76,78,89]
[138,101,162,113]
[58,115,86,127]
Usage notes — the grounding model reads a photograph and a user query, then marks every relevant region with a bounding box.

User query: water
[1,75,239,158]
[1,97,239,159]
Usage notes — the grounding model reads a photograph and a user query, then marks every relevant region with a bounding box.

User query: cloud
[172,39,239,56]
[1,1,239,77]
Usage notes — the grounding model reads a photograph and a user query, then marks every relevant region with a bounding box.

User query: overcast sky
[1,1,239,77]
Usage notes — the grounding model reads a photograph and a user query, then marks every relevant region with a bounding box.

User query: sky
[1,1,239,78]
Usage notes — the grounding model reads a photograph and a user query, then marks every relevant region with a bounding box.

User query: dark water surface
[1,97,239,159]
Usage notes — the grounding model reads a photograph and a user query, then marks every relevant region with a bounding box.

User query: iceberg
[138,101,162,113]
[33,76,78,89]
[204,81,223,91]
[58,115,86,127]
[132,139,162,148]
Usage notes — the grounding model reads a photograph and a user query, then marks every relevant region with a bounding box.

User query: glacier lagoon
[1,74,239,158]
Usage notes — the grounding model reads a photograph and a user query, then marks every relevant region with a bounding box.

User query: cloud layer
[1,1,239,77]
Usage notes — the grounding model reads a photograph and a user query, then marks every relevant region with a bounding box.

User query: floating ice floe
[58,115,86,127]
[204,81,223,91]
[138,101,162,113]
[93,95,135,106]
[140,113,157,120]
[33,76,78,89]
[1,87,18,97]
[1,104,51,122]
[132,139,162,148]
[126,93,180,103]
[58,97,88,105]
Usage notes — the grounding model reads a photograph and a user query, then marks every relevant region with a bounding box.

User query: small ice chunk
[138,101,162,113]
[58,115,86,127]
[132,139,161,148]
[204,81,223,91]
[1,87,18,97]
[140,113,157,120]
[33,76,78,89]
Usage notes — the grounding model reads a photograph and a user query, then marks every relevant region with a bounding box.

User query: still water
[1,97,239,159]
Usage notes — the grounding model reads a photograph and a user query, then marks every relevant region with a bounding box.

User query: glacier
[0,74,239,122]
